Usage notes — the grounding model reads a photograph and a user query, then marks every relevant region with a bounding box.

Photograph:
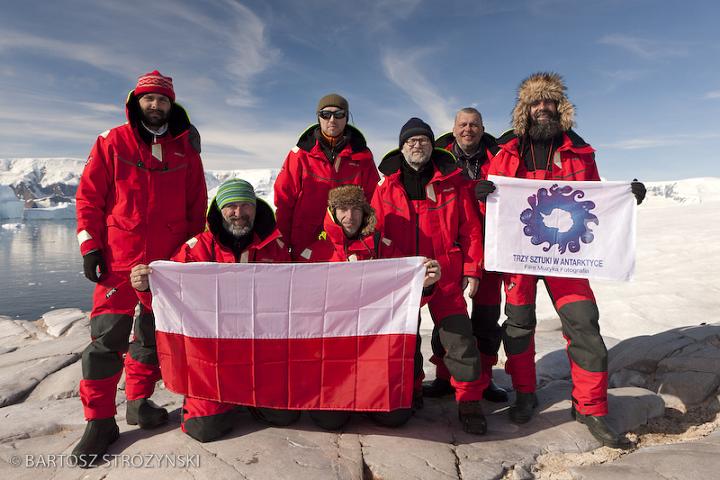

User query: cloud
[381,49,454,129]
[600,133,720,150]
[598,34,689,59]
[0,30,142,80]
[704,91,720,99]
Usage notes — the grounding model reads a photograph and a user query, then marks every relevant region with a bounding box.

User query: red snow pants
[78,270,161,420]
[502,273,608,416]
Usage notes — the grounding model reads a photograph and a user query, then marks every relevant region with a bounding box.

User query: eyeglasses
[405,138,430,147]
[318,109,347,120]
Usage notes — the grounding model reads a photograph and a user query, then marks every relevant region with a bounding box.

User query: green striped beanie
[215,179,256,210]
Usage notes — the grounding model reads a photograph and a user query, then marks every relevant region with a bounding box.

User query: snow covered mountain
[0,157,718,219]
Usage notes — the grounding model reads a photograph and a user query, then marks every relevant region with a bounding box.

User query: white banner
[484,176,636,281]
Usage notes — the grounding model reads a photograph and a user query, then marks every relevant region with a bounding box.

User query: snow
[1,158,717,214]
[523,200,720,340]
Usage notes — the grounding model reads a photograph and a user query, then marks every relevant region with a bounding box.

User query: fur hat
[512,72,575,136]
[327,185,376,236]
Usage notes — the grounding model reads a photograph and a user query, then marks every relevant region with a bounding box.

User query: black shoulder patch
[497,129,517,145]
[188,124,201,153]
[565,129,589,148]
[435,132,454,148]
[481,132,500,155]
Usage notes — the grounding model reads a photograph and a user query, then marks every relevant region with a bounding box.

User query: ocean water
[0,220,93,319]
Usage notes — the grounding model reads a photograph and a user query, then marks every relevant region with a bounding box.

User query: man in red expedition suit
[274,93,379,258]
[371,118,489,434]
[426,107,509,404]
[73,70,208,463]
[130,179,299,443]
[298,184,442,430]
[481,72,646,448]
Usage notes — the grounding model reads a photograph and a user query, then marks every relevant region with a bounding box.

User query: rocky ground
[1,309,719,479]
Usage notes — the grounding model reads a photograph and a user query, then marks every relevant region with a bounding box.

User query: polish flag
[149,258,425,411]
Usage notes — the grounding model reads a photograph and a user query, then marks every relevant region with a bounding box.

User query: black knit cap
[399,117,434,148]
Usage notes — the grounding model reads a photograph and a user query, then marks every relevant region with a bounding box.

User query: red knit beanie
[134,70,175,102]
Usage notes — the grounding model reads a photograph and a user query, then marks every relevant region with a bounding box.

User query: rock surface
[0,315,717,479]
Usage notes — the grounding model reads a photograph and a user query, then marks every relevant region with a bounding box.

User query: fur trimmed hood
[326,184,376,237]
[512,72,575,136]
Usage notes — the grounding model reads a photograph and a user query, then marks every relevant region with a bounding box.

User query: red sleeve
[274,149,303,243]
[185,152,208,237]
[76,135,111,256]
[586,152,601,181]
[457,180,484,278]
[370,180,386,233]
[361,153,380,202]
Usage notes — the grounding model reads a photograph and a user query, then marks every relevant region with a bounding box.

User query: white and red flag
[149,258,425,411]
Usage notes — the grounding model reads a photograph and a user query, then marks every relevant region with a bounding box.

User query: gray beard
[223,219,253,238]
[402,151,431,171]
[528,117,563,141]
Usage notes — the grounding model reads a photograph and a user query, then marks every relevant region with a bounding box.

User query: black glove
[83,250,106,283]
[631,179,646,205]
[474,180,496,201]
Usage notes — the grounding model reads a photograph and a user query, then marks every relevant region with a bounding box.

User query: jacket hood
[206,196,277,249]
[436,131,499,156]
[512,72,575,136]
[296,123,368,152]
[379,147,458,178]
[497,128,591,151]
[125,90,196,141]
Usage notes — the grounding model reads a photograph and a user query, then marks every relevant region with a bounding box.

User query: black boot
[572,407,633,449]
[126,398,168,429]
[70,418,120,468]
[508,392,538,424]
[482,380,509,403]
[412,389,424,411]
[458,400,487,435]
[422,378,455,397]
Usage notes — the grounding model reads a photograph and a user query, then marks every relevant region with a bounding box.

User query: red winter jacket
[297,209,403,262]
[172,198,290,264]
[436,131,499,216]
[297,208,435,303]
[371,149,484,282]
[274,124,379,255]
[76,93,207,271]
[488,130,600,181]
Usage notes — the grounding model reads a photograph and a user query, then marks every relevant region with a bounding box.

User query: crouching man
[130,178,299,442]
[298,184,441,430]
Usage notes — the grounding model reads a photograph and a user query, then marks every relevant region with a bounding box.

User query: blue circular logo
[520,184,598,254]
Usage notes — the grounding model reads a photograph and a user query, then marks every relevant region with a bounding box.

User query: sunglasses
[318,109,347,120]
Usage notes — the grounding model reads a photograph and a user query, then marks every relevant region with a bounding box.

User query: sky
[0,0,718,181]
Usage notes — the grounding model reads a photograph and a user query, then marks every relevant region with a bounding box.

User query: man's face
[138,93,172,127]
[529,99,558,125]
[318,106,347,138]
[401,135,432,171]
[335,206,364,238]
[221,202,256,237]
[452,112,484,152]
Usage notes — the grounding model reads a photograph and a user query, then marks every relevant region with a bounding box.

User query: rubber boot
[482,379,509,403]
[508,392,538,424]
[422,378,455,398]
[126,398,168,429]
[458,400,487,435]
[70,418,120,468]
[572,407,633,449]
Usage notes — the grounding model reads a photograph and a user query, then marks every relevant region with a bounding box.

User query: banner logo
[520,184,598,254]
